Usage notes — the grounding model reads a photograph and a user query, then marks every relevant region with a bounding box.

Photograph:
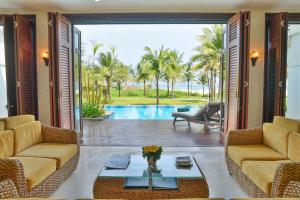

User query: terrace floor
[81,119,222,147]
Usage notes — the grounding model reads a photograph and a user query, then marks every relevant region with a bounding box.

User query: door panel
[3,15,17,116]
[14,14,36,116]
[48,13,74,129]
[264,13,288,122]
[73,26,82,132]
[3,15,36,117]
[224,12,250,134]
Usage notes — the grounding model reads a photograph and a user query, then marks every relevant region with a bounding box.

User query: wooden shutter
[224,12,250,134]
[48,13,73,129]
[3,15,37,117]
[264,13,288,122]
[3,15,18,116]
[14,15,37,116]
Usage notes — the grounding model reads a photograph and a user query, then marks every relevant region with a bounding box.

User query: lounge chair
[172,102,223,133]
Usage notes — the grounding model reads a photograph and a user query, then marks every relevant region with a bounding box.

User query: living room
[0,0,300,200]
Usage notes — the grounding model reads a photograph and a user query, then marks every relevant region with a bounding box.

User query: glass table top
[99,155,204,179]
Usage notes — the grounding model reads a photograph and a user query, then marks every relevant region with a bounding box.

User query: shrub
[82,103,105,118]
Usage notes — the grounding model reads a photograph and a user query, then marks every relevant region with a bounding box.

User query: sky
[76,24,213,68]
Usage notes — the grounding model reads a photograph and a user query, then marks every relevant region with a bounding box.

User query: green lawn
[111,88,206,99]
[108,88,208,105]
[110,98,207,105]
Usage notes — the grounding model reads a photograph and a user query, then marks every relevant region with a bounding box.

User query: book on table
[104,154,130,169]
[176,156,192,167]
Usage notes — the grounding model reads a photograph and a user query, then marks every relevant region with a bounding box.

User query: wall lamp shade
[251,51,259,66]
[42,52,49,66]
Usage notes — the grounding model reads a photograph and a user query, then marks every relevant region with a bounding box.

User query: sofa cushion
[13,121,43,154]
[0,130,14,158]
[242,160,293,194]
[4,115,35,130]
[288,132,300,162]
[10,156,56,190]
[228,145,287,167]
[16,143,77,168]
[263,123,289,155]
[273,116,300,132]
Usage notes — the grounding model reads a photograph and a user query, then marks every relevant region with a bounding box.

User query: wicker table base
[93,177,208,199]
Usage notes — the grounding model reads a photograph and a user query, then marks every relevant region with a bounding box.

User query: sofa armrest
[0,159,28,197]
[41,124,79,145]
[283,181,300,198]
[0,179,19,198]
[271,162,300,197]
[225,127,264,154]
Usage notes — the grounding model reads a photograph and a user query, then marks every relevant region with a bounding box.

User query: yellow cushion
[16,143,77,168]
[0,120,4,131]
[288,132,300,162]
[13,121,43,154]
[10,156,56,190]
[228,145,287,167]
[273,116,300,132]
[263,123,289,155]
[4,115,35,130]
[0,130,14,158]
[242,160,292,194]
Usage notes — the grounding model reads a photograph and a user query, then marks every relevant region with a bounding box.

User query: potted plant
[142,145,162,172]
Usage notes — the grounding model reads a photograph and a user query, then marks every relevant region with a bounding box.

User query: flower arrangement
[142,145,163,160]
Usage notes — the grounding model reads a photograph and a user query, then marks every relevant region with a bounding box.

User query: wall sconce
[251,51,259,66]
[42,52,49,66]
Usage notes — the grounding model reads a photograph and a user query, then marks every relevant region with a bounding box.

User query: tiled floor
[52,146,247,200]
[82,120,222,146]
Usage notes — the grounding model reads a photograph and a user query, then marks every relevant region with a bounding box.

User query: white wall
[0,26,8,118]
[35,11,51,125]
[286,25,300,119]
[247,10,265,127]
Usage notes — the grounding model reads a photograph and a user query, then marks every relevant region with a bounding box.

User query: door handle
[244,81,249,88]
[278,81,283,88]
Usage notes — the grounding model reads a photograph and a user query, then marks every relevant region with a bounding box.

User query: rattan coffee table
[93,155,209,199]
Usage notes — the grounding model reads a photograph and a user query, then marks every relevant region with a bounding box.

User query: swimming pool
[104,105,200,120]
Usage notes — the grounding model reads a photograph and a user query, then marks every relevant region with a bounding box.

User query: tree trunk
[210,69,213,102]
[208,78,211,102]
[167,79,170,97]
[187,80,190,96]
[87,74,90,104]
[171,78,175,99]
[213,71,217,101]
[202,85,205,96]
[118,81,121,97]
[156,76,159,105]
[106,77,111,101]
[143,79,146,96]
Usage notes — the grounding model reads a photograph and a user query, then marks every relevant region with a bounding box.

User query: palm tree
[86,43,102,105]
[168,50,183,98]
[192,24,224,101]
[113,62,130,97]
[143,46,169,105]
[197,72,209,96]
[183,63,194,96]
[137,60,152,96]
[99,47,118,101]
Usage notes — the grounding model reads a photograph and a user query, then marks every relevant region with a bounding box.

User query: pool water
[105,105,200,120]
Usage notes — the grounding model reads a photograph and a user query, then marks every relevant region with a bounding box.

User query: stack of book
[175,156,193,168]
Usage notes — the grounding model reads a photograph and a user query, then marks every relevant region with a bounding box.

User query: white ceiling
[0,0,300,12]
